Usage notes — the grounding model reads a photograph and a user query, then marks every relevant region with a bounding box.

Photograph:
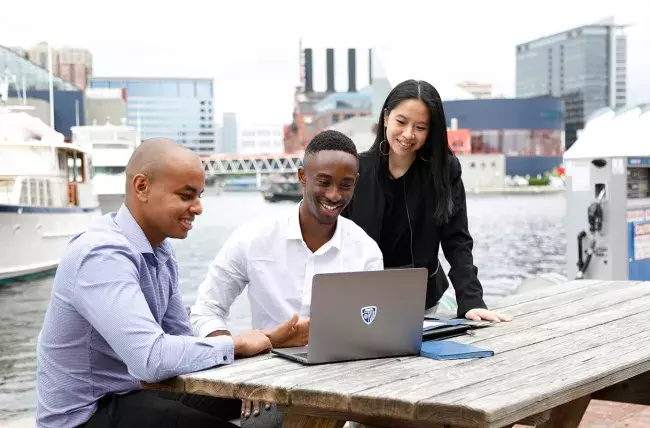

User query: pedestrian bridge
[200,153,302,176]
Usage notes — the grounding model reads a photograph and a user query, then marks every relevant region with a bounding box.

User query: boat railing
[0,176,71,207]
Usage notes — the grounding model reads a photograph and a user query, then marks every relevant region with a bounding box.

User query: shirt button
[223,355,228,361]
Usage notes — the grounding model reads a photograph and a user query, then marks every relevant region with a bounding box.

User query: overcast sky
[2,0,648,124]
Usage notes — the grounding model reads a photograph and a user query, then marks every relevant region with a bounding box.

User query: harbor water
[0,191,566,422]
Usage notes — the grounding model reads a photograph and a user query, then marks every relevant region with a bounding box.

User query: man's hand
[465,308,513,323]
[241,400,271,419]
[232,330,272,357]
[263,313,310,348]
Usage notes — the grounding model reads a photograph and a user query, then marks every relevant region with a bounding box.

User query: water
[0,192,566,422]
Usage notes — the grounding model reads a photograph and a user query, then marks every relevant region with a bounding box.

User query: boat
[0,78,100,283]
[71,121,138,214]
[261,174,302,203]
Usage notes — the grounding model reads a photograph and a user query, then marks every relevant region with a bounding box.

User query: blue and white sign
[361,306,377,325]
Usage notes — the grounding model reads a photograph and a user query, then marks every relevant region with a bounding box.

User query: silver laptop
[271,268,428,365]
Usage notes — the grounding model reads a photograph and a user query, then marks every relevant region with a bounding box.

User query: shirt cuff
[195,317,230,338]
[207,335,235,365]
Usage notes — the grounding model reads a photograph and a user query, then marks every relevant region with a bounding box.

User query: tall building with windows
[516,17,627,148]
[221,112,238,154]
[0,44,84,138]
[237,124,284,155]
[10,42,93,91]
[88,77,216,154]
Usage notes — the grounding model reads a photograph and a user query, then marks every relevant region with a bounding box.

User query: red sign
[447,129,471,155]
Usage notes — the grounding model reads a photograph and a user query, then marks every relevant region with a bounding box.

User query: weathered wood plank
[143,280,641,399]
[536,395,591,428]
[277,405,447,428]
[284,286,650,415]
[417,330,650,427]
[490,280,608,309]
[161,354,300,402]
[282,413,345,428]
[180,354,406,405]
[592,371,650,405]
[141,280,650,428]
[449,280,650,344]
[492,281,640,320]
[344,303,650,423]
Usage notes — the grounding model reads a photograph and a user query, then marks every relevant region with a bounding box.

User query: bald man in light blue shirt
[36,139,300,428]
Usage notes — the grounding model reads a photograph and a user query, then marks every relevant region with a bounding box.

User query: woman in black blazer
[343,79,511,322]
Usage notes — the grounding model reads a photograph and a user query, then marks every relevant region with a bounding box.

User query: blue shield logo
[361,306,377,325]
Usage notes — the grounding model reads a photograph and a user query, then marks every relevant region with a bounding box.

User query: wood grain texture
[142,280,650,428]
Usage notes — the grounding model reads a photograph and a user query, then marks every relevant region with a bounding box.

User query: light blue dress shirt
[36,205,234,428]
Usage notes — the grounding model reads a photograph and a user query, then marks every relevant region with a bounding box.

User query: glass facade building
[221,112,238,154]
[0,45,79,92]
[88,77,216,154]
[516,21,627,148]
[0,45,84,139]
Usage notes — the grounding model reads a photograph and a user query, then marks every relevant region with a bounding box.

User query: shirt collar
[287,202,343,251]
[114,204,172,263]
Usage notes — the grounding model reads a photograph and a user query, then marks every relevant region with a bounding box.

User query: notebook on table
[422,319,493,340]
[420,340,494,360]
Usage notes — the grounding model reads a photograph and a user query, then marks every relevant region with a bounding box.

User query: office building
[444,98,564,176]
[516,17,627,147]
[237,124,284,155]
[88,77,216,154]
[221,112,238,154]
[10,42,93,91]
[0,44,84,138]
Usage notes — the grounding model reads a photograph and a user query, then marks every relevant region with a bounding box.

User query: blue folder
[420,340,494,360]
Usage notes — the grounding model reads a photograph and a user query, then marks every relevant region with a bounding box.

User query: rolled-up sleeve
[72,244,235,384]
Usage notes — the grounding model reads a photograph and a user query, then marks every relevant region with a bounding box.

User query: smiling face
[383,98,430,159]
[133,153,205,245]
[298,150,358,225]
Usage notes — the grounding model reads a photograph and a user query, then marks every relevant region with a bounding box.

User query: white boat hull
[0,206,101,282]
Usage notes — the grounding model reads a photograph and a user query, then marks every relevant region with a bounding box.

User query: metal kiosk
[564,105,650,281]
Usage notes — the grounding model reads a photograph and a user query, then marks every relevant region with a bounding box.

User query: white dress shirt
[190,204,384,337]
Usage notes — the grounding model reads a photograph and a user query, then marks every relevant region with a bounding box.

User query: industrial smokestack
[326,48,335,93]
[368,48,373,85]
[347,48,357,92]
[304,48,314,93]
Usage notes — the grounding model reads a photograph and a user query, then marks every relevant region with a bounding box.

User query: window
[20,180,29,205]
[45,180,53,206]
[179,81,195,97]
[38,179,46,206]
[195,81,213,98]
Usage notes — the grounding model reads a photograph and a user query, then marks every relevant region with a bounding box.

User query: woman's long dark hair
[368,79,454,225]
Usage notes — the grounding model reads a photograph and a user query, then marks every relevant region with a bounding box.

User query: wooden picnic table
[143,279,650,428]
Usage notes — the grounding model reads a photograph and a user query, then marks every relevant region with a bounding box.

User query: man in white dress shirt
[189,130,384,424]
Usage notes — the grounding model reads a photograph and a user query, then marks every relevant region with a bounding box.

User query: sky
[1,0,648,125]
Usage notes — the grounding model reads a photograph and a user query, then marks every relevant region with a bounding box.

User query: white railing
[0,176,69,207]
[201,154,303,176]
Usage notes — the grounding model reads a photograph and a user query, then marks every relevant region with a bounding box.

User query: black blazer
[342,152,487,317]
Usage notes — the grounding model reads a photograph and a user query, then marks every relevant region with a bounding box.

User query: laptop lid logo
[361,306,377,325]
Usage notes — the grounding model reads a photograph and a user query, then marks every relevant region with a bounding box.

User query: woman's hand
[465,308,512,322]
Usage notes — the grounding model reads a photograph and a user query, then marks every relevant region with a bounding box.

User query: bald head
[126,138,200,186]
[123,137,206,246]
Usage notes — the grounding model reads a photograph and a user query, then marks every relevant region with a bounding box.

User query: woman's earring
[380,139,389,155]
